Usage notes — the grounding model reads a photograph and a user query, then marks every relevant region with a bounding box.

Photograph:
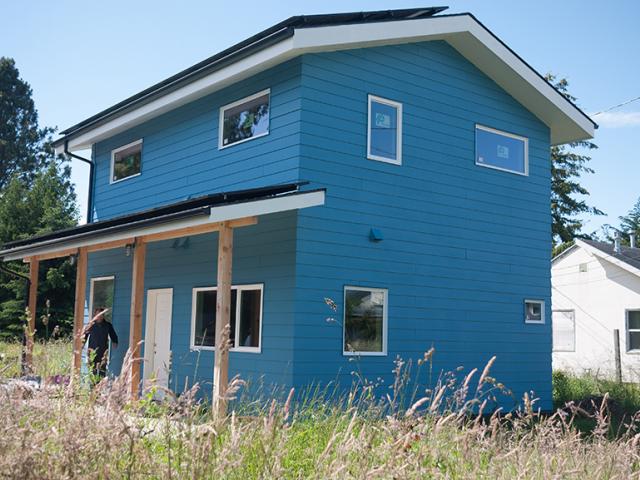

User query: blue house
[1,7,595,411]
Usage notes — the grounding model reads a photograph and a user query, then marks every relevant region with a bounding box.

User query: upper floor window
[367,95,402,165]
[219,89,270,149]
[475,125,528,176]
[111,140,142,183]
[343,286,388,356]
[191,284,263,352]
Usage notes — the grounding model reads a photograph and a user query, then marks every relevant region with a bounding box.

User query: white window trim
[367,94,402,165]
[524,299,545,324]
[218,89,271,150]
[88,275,116,328]
[475,124,529,176]
[190,283,263,353]
[626,309,640,354]
[343,285,388,356]
[110,139,143,184]
[552,309,576,352]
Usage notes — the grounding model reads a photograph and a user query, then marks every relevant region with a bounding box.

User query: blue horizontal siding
[294,41,552,410]
[91,59,303,221]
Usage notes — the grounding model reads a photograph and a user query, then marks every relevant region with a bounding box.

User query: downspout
[0,263,31,375]
[64,140,94,223]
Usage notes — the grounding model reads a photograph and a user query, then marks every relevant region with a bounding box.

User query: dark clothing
[84,321,118,378]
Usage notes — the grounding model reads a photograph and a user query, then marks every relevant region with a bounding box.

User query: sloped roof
[53,6,595,152]
[580,239,640,272]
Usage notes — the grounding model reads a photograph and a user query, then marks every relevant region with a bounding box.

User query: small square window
[627,310,640,352]
[343,286,388,355]
[525,299,545,324]
[219,90,270,149]
[367,95,402,165]
[475,125,528,175]
[111,140,142,183]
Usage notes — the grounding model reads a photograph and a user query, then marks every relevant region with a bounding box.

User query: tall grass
[1,341,640,478]
[0,338,71,378]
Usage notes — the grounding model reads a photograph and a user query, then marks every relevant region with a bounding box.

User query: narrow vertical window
[343,286,388,355]
[626,310,640,352]
[367,95,402,165]
[552,310,575,352]
[111,140,142,183]
[89,276,115,323]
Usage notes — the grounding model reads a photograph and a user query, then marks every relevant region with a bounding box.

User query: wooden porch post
[213,222,233,418]
[72,248,88,373]
[128,238,146,400]
[25,258,39,372]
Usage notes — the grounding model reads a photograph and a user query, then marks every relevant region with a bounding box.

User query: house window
[219,89,270,149]
[626,310,640,352]
[89,276,115,323]
[367,95,402,165]
[552,310,575,352]
[525,299,545,324]
[111,140,142,183]
[191,284,262,352]
[475,125,528,175]
[343,286,388,355]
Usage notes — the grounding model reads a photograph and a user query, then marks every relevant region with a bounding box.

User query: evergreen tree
[618,197,640,244]
[548,74,603,245]
[0,58,79,339]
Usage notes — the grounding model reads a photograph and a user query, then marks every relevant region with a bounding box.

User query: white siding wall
[552,247,640,381]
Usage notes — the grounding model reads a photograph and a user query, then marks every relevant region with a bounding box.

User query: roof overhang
[0,187,325,262]
[574,239,640,278]
[54,13,595,154]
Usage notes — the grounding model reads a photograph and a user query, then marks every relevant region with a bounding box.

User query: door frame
[143,288,174,386]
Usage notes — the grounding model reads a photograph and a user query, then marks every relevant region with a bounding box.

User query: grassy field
[2,340,640,478]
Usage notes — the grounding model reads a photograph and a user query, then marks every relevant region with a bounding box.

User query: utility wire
[592,95,640,116]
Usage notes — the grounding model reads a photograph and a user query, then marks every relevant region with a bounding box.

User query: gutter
[64,140,94,222]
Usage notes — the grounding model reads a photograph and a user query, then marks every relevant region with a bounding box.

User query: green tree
[618,197,640,244]
[0,57,54,190]
[0,58,79,339]
[548,74,603,245]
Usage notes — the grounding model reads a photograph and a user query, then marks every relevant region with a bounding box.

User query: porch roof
[0,182,325,262]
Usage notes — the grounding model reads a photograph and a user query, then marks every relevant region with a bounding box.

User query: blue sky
[3,1,639,232]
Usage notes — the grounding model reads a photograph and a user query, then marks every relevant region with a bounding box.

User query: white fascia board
[0,190,325,261]
[64,37,297,151]
[575,239,640,278]
[63,15,593,151]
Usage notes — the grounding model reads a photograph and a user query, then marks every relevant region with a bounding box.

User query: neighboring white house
[551,238,640,381]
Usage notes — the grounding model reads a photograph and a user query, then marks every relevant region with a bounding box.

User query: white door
[143,288,173,394]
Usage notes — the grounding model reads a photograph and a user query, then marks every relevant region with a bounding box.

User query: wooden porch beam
[141,216,256,243]
[72,247,88,374]
[128,238,146,400]
[213,222,234,418]
[24,258,39,372]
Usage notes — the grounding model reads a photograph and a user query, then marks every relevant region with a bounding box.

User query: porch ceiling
[0,182,325,262]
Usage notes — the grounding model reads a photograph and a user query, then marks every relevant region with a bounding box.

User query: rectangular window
[367,95,402,165]
[219,90,270,149]
[552,310,575,352]
[343,286,388,355]
[626,310,640,352]
[191,284,262,352]
[111,140,142,183]
[475,125,528,175]
[525,299,545,324]
[89,276,115,323]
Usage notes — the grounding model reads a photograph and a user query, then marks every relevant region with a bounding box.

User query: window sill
[190,346,261,354]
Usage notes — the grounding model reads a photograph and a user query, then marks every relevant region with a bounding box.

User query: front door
[143,288,173,394]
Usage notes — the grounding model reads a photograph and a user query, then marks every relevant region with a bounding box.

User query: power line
[592,95,640,116]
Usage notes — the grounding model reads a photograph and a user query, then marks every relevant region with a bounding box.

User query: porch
[0,183,325,414]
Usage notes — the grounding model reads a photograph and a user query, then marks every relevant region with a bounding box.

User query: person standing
[83,307,118,380]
